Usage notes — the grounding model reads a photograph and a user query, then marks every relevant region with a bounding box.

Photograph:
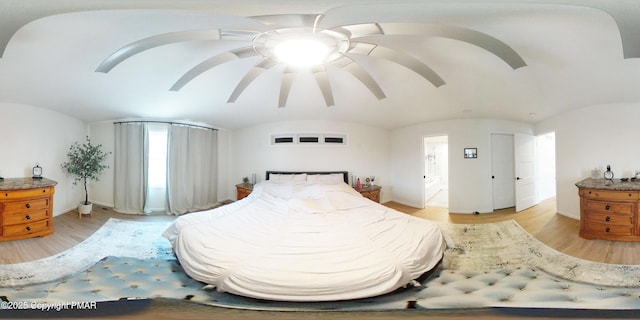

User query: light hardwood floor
[3,197,638,265]
[3,198,640,320]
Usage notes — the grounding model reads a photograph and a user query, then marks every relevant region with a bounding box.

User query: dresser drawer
[1,197,51,214]
[237,187,251,200]
[584,211,633,225]
[583,221,634,237]
[580,189,638,201]
[1,187,53,200]
[360,190,380,203]
[3,220,50,237]
[584,200,634,215]
[3,209,50,226]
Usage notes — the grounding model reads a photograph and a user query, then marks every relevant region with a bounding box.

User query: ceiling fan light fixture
[253,27,349,68]
[273,38,330,67]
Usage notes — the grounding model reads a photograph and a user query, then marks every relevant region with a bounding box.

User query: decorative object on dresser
[60,136,110,218]
[576,178,640,241]
[603,165,614,180]
[235,183,253,200]
[32,164,43,180]
[0,177,57,241]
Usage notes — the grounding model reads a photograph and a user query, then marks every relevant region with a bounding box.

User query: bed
[162,171,449,301]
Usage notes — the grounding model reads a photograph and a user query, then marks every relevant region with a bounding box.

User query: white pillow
[269,173,307,184]
[306,173,345,185]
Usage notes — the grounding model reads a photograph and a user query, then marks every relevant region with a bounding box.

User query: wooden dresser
[235,183,253,200]
[0,178,57,241]
[357,185,381,203]
[576,178,640,241]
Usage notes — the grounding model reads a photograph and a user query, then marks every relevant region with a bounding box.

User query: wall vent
[271,133,347,146]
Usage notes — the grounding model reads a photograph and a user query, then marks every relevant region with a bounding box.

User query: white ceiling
[1,0,639,130]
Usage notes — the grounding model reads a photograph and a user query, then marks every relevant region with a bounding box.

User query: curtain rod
[113,120,218,131]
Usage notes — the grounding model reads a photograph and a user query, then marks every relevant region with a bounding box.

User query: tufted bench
[415,267,640,309]
[2,257,640,311]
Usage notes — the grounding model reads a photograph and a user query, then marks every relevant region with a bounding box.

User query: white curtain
[167,124,218,215]
[113,122,148,214]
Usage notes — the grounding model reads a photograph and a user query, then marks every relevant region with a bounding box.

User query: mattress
[163,177,448,301]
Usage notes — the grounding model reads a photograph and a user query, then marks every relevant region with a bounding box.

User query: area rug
[0,218,173,287]
[439,221,640,287]
[3,219,640,311]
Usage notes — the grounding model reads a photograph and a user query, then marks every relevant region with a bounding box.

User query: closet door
[515,133,538,212]
[491,134,515,210]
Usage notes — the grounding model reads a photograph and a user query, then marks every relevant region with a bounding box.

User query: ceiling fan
[96,14,526,108]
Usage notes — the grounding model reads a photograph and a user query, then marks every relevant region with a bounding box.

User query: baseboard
[557,210,579,220]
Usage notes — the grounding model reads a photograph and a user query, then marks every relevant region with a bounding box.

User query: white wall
[87,121,114,208]
[87,121,231,208]
[0,102,86,216]
[536,103,640,219]
[391,118,534,213]
[230,120,391,202]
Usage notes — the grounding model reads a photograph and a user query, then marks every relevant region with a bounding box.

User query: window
[298,136,319,143]
[271,133,347,146]
[147,125,168,188]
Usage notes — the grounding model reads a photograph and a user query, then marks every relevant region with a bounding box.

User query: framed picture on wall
[464,148,477,159]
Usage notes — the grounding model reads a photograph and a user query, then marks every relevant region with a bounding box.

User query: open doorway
[424,135,449,208]
[491,132,556,212]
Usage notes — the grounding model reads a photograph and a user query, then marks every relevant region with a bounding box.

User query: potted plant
[61,136,110,215]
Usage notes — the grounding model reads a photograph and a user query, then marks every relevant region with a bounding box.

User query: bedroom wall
[230,120,391,202]
[390,118,534,213]
[535,102,640,220]
[87,121,231,208]
[0,102,87,216]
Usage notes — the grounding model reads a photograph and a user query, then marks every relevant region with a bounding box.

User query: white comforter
[163,180,448,301]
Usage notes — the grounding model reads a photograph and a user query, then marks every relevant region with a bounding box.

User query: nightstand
[357,185,381,203]
[236,183,253,200]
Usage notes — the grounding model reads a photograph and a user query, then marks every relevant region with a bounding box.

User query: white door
[515,133,538,212]
[491,134,515,210]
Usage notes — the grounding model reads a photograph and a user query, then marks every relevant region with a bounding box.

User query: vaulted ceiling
[1,0,639,130]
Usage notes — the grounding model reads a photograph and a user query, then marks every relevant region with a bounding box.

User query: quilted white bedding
[163,176,449,301]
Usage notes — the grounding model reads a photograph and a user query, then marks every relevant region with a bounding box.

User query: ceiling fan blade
[332,23,383,39]
[330,56,386,100]
[171,46,257,91]
[227,58,279,103]
[347,22,526,69]
[312,66,335,107]
[380,23,527,69]
[350,42,445,87]
[96,30,222,73]
[278,67,296,108]
[250,14,324,28]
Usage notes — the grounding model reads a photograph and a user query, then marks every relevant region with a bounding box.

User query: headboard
[265,171,349,184]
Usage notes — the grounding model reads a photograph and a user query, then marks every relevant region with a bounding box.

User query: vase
[78,202,93,215]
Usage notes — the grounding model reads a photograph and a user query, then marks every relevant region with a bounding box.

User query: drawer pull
[605,227,611,233]
[25,203,31,209]
[605,204,611,210]
[26,215,31,220]
[26,226,31,231]
[605,216,611,222]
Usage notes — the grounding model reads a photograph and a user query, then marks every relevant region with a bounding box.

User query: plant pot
[78,202,93,215]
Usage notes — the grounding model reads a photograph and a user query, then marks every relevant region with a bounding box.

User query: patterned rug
[0,218,173,287]
[3,219,640,311]
[439,221,640,287]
